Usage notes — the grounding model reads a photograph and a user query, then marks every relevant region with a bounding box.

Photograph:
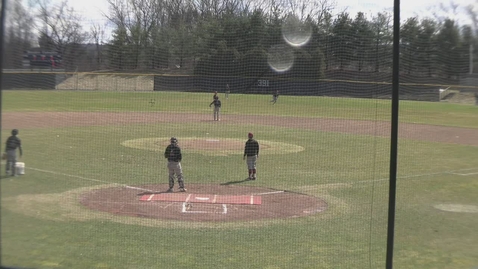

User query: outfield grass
[1,90,478,269]
[3,90,478,128]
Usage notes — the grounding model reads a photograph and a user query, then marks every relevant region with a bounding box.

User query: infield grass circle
[121,137,304,156]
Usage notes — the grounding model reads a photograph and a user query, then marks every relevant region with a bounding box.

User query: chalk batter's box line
[139,193,262,205]
[181,203,228,214]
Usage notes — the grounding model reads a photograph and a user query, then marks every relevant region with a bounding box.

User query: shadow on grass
[220,178,251,185]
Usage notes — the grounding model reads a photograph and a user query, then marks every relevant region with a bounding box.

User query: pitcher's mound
[80,184,328,222]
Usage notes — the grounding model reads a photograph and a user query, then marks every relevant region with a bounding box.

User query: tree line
[2,0,478,80]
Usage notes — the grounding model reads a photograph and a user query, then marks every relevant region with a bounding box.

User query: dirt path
[2,111,477,146]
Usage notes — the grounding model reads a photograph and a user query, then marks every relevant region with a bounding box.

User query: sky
[24,0,478,41]
[62,0,477,20]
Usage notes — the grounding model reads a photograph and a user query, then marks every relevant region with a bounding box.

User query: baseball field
[1,90,478,269]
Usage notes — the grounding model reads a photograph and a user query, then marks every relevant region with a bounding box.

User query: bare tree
[3,0,36,68]
[428,0,467,26]
[465,1,478,36]
[191,0,227,19]
[33,0,89,70]
[105,0,172,69]
[258,0,286,22]
[284,0,313,20]
[311,0,336,25]
[256,0,336,23]
[90,23,106,69]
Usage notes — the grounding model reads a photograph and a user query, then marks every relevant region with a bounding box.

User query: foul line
[320,167,478,187]
[253,190,285,196]
[25,166,477,194]
[451,168,478,176]
[26,166,155,193]
[450,172,478,176]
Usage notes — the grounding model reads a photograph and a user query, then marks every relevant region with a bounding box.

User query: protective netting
[1,0,478,268]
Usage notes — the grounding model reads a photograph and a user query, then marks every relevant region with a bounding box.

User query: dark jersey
[210,99,221,108]
[5,135,21,150]
[244,139,259,157]
[164,144,182,162]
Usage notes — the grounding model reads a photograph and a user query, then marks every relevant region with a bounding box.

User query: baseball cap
[248,132,253,138]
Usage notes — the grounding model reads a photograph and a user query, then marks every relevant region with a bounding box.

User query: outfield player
[271,90,279,104]
[164,137,186,192]
[243,132,259,180]
[4,129,22,176]
[209,96,222,121]
[225,84,230,99]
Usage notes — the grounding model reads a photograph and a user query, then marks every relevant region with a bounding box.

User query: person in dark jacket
[243,132,259,180]
[164,137,186,192]
[5,129,23,176]
[209,96,222,121]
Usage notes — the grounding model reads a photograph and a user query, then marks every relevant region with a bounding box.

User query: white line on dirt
[222,204,228,214]
[181,202,227,214]
[254,190,285,195]
[124,186,155,192]
[181,203,187,213]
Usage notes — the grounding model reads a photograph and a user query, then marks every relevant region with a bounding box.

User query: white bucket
[15,162,25,175]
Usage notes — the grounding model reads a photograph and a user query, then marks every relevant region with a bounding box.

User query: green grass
[1,90,478,269]
[3,90,478,128]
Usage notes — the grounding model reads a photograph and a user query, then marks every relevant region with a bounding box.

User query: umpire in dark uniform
[243,132,259,180]
[164,137,186,192]
[5,129,23,176]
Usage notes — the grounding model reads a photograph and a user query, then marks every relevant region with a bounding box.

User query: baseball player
[164,137,186,192]
[243,132,259,180]
[4,129,23,176]
[209,96,221,121]
[271,90,279,104]
[225,84,230,99]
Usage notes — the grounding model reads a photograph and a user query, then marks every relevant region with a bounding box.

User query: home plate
[139,193,262,205]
